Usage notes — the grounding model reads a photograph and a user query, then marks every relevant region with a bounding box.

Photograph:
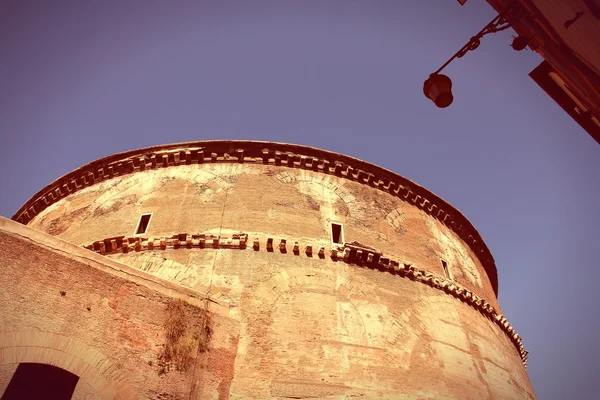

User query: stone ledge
[81,232,527,368]
[11,140,499,296]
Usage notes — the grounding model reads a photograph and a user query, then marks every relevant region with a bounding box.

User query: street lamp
[424,13,512,108]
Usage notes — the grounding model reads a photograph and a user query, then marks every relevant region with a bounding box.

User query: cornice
[12,140,498,295]
[81,232,526,368]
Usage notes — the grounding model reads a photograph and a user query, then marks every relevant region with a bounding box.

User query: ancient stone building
[0,141,535,399]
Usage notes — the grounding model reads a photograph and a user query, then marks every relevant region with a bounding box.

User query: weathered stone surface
[2,141,534,399]
[28,162,498,308]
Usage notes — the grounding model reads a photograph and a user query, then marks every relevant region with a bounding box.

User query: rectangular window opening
[331,222,344,244]
[135,213,152,235]
[441,259,451,280]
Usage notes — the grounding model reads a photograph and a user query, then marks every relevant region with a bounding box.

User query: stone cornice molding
[81,232,527,368]
[12,140,498,295]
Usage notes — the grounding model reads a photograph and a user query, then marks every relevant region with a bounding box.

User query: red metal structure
[488,0,600,143]
[451,0,600,144]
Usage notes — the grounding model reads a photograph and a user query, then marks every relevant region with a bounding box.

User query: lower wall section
[0,217,535,399]
[216,254,534,399]
[111,246,535,398]
[0,218,237,400]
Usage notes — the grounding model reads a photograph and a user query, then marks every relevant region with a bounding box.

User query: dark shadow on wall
[2,363,79,400]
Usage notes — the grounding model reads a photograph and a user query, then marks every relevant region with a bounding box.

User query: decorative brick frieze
[279,239,287,253]
[13,141,498,295]
[81,231,525,367]
[305,245,313,256]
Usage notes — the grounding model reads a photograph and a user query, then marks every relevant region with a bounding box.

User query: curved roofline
[12,140,499,295]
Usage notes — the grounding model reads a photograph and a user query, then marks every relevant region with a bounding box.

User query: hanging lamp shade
[423,74,454,108]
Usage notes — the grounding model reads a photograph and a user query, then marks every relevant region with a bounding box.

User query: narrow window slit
[331,222,344,244]
[135,213,152,235]
[441,259,451,280]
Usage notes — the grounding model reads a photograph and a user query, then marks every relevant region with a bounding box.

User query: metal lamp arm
[433,13,511,76]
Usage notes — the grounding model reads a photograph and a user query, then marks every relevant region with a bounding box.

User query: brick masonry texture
[80,232,528,368]
[12,141,499,296]
[1,141,535,399]
[0,218,234,399]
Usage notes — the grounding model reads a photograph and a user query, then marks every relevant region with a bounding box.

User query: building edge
[11,140,499,296]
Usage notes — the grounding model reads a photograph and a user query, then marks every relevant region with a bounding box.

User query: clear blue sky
[1,1,598,398]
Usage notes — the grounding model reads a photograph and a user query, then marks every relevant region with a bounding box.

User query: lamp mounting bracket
[432,11,512,76]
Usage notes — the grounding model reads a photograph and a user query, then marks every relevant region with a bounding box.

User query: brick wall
[0,218,534,399]
[0,218,237,399]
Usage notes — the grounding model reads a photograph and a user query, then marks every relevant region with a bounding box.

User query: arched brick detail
[251,267,373,343]
[253,267,372,308]
[79,231,527,366]
[236,267,373,388]
[0,330,138,400]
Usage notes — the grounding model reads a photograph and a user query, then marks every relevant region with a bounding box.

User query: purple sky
[1,1,598,398]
